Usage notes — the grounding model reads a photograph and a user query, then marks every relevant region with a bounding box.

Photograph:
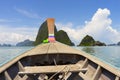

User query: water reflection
[82,47,95,54]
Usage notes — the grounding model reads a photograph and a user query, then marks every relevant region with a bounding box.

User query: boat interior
[0,53,119,80]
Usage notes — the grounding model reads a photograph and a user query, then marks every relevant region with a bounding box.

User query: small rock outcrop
[78,35,106,46]
[95,41,106,46]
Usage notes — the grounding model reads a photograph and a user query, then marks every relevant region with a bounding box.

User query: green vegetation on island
[78,35,106,46]
[55,30,74,46]
[34,21,74,46]
[79,35,95,46]
[34,21,57,45]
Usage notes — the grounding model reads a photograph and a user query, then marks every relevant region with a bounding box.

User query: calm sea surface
[75,46,120,70]
[0,46,120,70]
[0,47,33,67]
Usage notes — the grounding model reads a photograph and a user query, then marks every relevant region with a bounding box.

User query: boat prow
[0,42,120,80]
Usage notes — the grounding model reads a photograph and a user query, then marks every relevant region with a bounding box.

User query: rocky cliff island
[34,20,74,46]
[78,35,106,46]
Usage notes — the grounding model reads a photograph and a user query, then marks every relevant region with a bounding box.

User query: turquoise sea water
[0,47,33,67]
[0,46,120,70]
[75,46,120,70]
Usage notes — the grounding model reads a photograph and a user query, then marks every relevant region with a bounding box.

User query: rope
[48,66,68,80]
[63,67,70,78]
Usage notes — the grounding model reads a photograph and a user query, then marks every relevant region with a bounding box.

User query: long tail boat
[0,18,120,80]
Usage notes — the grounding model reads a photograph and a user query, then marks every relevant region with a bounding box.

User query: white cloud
[15,8,41,19]
[56,8,120,44]
[0,25,38,45]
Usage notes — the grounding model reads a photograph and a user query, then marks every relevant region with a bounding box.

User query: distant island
[108,42,120,46]
[78,35,106,46]
[0,44,12,47]
[16,39,34,46]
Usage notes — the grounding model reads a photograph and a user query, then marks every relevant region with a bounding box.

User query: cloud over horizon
[0,25,38,45]
[56,8,120,44]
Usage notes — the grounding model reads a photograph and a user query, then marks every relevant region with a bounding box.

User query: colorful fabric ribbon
[48,34,55,42]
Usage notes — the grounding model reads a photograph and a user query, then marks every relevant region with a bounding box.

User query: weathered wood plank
[92,65,102,80]
[18,64,87,74]
[4,71,12,80]
[115,76,120,80]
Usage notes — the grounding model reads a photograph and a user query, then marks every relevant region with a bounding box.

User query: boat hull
[0,42,120,80]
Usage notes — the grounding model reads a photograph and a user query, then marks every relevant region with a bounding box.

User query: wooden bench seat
[18,64,87,74]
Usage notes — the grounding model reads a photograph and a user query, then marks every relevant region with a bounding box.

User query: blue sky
[0,0,120,44]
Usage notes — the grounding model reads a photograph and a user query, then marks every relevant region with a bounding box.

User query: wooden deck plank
[4,71,12,80]
[115,76,120,80]
[81,58,88,68]
[79,72,90,80]
[18,64,87,74]
[92,65,102,80]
